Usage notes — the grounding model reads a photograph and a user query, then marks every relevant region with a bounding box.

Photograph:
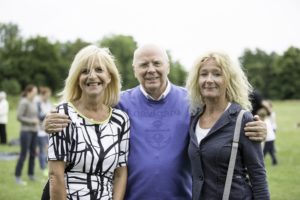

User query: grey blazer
[188,103,270,200]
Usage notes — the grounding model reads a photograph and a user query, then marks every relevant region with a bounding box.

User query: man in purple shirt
[44,44,266,200]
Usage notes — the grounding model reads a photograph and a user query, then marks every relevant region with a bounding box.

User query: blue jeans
[15,131,38,177]
[37,135,48,170]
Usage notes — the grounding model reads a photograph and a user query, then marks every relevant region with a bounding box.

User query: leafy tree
[240,48,278,99]
[59,39,90,69]
[1,22,299,100]
[0,23,23,92]
[20,36,65,91]
[167,52,187,86]
[240,47,300,99]
[1,79,21,95]
[99,34,138,90]
[275,47,300,99]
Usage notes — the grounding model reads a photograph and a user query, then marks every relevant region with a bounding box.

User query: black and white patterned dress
[48,103,130,200]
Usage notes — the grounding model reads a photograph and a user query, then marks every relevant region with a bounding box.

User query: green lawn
[0,100,299,199]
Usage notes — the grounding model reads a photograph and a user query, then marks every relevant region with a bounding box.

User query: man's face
[133,46,170,98]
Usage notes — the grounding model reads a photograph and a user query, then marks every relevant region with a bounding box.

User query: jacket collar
[189,102,242,147]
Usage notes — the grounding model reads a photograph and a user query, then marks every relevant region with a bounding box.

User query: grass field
[0,100,299,199]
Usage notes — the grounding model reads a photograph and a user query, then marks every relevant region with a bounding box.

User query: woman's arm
[113,111,130,200]
[49,160,66,200]
[113,166,127,200]
[241,113,270,199]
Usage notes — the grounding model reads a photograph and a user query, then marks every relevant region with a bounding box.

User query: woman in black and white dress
[45,45,130,200]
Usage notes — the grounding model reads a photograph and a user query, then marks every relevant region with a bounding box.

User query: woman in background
[15,84,39,185]
[37,86,53,176]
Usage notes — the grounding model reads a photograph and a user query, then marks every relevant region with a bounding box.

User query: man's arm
[244,115,267,141]
[44,111,70,133]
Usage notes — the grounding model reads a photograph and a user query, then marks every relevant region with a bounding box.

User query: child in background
[37,87,53,176]
[257,101,278,165]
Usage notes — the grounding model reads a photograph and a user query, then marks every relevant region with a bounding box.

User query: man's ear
[132,64,137,78]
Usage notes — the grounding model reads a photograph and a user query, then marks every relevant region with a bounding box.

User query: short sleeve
[48,104,72,162]
[117,112,130,167]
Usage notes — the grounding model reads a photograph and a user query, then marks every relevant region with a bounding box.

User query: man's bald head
[133,44,169,67]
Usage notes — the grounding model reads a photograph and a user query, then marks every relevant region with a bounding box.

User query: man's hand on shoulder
[44,110,70,133]
[244,115,267,142]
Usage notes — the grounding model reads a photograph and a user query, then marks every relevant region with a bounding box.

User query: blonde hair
[60,45,121,107]
[186,51,253,114]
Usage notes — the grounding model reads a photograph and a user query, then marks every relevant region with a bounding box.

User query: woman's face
[41,91,51,101]
[78,60,111,98]
[198,59,227,101]
[27,87,38,100]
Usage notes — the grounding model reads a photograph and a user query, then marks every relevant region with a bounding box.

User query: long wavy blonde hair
[185,51,253,114]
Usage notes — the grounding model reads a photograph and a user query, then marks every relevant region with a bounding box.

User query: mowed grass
[0,100,299,199]
[264,100,300,199]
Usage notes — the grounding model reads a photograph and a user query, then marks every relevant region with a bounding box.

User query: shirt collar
[139,80,171,101]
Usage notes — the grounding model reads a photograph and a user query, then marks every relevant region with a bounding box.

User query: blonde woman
[42,45,130,200]
[186,52,269,200]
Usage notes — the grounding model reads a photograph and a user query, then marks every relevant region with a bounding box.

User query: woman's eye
[95,67,103,72]
[81,69,89,74]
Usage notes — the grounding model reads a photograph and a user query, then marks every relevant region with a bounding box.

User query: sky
[1,0,300,69]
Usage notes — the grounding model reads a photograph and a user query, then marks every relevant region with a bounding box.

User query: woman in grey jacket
[186,52,270,200]
[15,84,39,185]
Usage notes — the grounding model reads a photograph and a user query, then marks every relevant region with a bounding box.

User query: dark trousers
[15,131,38,177]
[41,180,50,200]
[263,140,278,165]
[0,124,7,144]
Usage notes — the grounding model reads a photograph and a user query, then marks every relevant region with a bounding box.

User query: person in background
[260,100,278,165]
[43,44,267,200]
[42,45,130,200]
[249,89,264,115]
[15,84,39,185]
[0,91,9,145]
[37,86,53,176]
[267,100,277,133]
[186,51,270,199]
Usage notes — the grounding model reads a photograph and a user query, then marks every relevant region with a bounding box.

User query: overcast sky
[1,0,299,69]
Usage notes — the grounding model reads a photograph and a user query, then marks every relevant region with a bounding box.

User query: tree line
[0,22,299,99]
